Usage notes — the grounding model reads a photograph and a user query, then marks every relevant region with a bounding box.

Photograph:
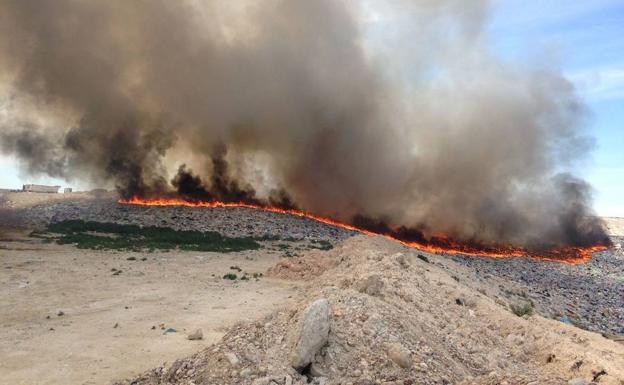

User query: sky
[486,0,624,216]
[0,0,622,216]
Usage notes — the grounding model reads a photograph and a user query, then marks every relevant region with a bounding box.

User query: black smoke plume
[0,0,609,251]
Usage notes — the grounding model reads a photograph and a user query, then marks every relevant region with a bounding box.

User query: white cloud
[568,66,624,102]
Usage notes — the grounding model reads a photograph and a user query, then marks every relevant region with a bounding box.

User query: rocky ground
[119,236,624,385]
[450,243,624,337]
[1,192,623,385]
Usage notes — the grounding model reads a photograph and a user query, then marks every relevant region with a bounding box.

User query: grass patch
[223,273,238,280]
[44,220,261,252]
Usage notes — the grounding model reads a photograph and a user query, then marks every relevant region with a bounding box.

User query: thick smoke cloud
[0,0,608,249]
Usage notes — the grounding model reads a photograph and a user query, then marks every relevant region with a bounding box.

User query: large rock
[290,298,332,370]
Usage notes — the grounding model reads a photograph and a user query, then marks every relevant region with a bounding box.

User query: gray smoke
[0,0,608,249]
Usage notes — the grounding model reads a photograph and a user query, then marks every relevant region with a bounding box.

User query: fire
[119,197,608,264]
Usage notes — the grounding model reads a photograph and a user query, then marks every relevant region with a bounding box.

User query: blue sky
[487,0,624,216]
[1,0,622,215]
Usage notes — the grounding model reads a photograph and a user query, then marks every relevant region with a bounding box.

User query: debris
[592,369,607,382]
[455,298,466,306]
[416,254,429,263]
[290,298,331,371]
[571,360,583,371]
[57,310,64,316]
[113,322,119,328]
[163,328,177,334]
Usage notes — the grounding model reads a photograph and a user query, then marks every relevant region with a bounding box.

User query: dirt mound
[117,236,624,385]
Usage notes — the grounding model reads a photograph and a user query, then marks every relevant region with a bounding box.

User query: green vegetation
[309,239,333,250]
[223,273,238,280]
[276,243,292,250]
[510,301,534,317]
[43,220,261,252]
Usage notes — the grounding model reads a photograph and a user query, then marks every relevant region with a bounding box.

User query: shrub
[44,220,261,252]
[510,301,534,317]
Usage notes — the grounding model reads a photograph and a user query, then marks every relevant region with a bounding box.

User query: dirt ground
[0,231,301,385]
[122,236,624,385]
[1,192,623,385]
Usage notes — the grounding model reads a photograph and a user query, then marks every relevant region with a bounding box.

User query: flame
[119,197,608,264]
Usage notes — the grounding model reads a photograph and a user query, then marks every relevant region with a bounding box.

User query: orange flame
[119,197,608,264]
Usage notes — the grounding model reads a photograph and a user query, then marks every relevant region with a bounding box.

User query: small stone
[225,352,240,366]
[358,275,384,296]
[284,374,293,385]
[386,342,412,369]
[187,329,203,340]
[290,299,331,370]
[567,379,588,385]
[455,298,466,306]
[253,377,271,385]
[240,368,253,377]
[57,310,64,316]
[310,363,328,377]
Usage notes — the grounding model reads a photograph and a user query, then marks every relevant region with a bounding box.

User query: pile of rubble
[451,241,624,336]
[115,237,624,385]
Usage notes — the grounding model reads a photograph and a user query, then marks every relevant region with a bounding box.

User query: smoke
[0,0,609,249]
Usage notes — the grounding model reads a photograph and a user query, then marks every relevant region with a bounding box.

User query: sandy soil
[0,191,99,209]
[0,233,301,385]
[603,217,624,237]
